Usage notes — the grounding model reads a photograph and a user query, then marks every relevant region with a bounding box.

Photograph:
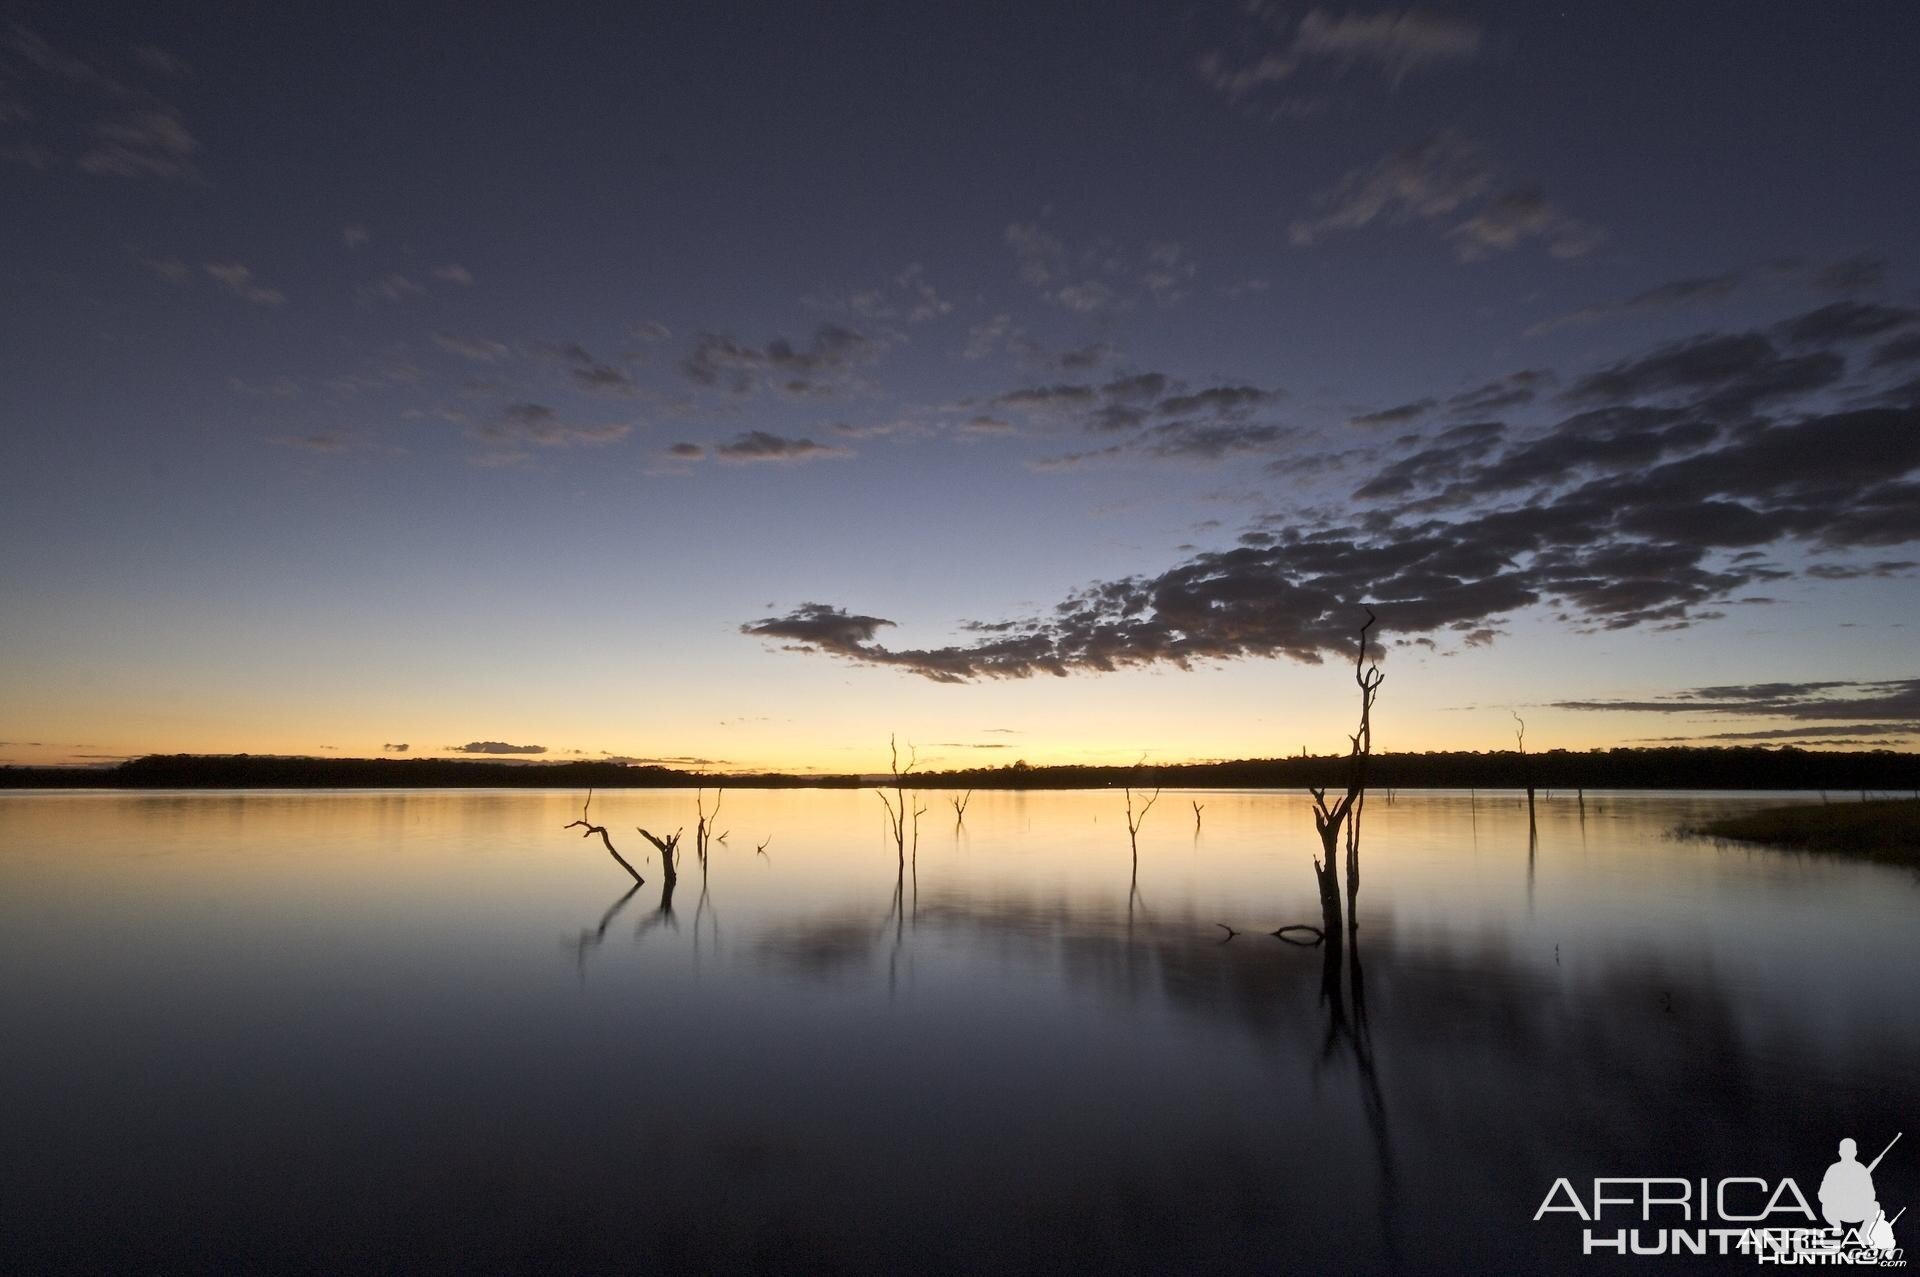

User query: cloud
[2,27,202,179]
[1871,333,1920,369]
[433,263,474,286]
[363,273,425,304]
[743,304,1920,682]
[1448,187,1604,261]
[271,432,351,453]
[1289,130,1492,244]
[342,224,369,248]
[1446,370,1552,415]
[1771,300,1917,348]
[742,603,895,653]
[998,375,1290,466]
[6,25,128,94]
[1141,241,1196,302]
[77,109,199,179]
[1003,223,1201,313]
[1527,272,1744,336]
[1195,49,1300,102]
[1291,130,1600,261]
[960,414,1015,436]
[1352,420,1504,499]
[1640,723,1920,744]
[679,325,878,395]
[432,333,511,362]
[1801,559,1917,580]
[1555,679,1920,724]
[1198,6,1482,102]
[1035,420,1297,470]
[1529,256,1895,336]
[383,742,409,752]
[963,314,1018,361]
[448,741,547,755]
[711,431,852,465]
[534,341,635,395]
[204,262,286,305]
[988,372,1291,466]
[1809,253,1887,294]
[473,402,633,452]
[1290,8,1484,83]
[995,383,1099,413]
[1158,385,1278,417]
[813,262,952,324]
[1350,398,1434,428]
[1565,332,1842,410]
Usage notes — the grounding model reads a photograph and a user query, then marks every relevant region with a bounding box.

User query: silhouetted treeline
[933,747,1920,794]
[0,755,852,790]
[2,746,1917,792]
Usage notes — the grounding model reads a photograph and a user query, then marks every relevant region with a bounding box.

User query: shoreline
[1687,798,1920,868]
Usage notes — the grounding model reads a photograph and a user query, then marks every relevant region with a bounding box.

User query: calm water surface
[2,788,1914,1272]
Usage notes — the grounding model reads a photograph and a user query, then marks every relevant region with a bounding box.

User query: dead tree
[1306,610,1384,940]
[635,824,683,887]
[1513,711,1536,834]
[694,788,725,866]
[875,735,920,870]
[564,790,645,884]
[951,789,973,829]
[1124,781,1160,872]
[1191,800,1204,831]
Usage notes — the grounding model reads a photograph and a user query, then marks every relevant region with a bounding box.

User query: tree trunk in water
[1315,818,1345,939]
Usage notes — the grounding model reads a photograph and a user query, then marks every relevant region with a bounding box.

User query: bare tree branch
[563,789,645,884]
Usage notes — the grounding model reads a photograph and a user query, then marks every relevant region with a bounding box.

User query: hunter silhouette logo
[1532,1131,1906,1261]
[1819,1134,1904,1260]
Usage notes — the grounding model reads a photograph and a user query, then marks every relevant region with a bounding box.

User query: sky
[2,1,1918,773]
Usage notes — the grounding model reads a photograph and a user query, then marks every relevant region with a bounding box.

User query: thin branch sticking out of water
[564,790,645,884]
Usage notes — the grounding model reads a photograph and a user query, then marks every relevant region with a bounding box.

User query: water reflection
[0,789,1915,1271]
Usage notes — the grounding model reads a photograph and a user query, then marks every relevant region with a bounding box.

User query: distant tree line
[2,746,1917,792]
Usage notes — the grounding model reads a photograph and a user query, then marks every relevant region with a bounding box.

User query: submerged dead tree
[635,824,683,887]
[1124,780,1160,872]
[1305,609,1384,941]
[951,789,973,830]
[565,790,646,884]
[1513,712,1537,835]
[694,788,725,867]
[875,735,923,870]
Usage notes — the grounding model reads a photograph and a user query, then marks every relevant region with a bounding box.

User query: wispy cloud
[77,108,198,179]
[205,261,286,305]
[679,325,879,396]
[432,333,511,362]
[1004,223,1200,313]
[1290,130,1600,261]
[1198,6,1483,106]
[3,26,202,180]
[534,341,635,395]
[712,431,853,465]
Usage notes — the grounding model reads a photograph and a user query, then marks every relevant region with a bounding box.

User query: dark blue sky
[3,2,1917,768]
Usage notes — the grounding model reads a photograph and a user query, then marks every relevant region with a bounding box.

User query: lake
[1,788,1913,1272]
